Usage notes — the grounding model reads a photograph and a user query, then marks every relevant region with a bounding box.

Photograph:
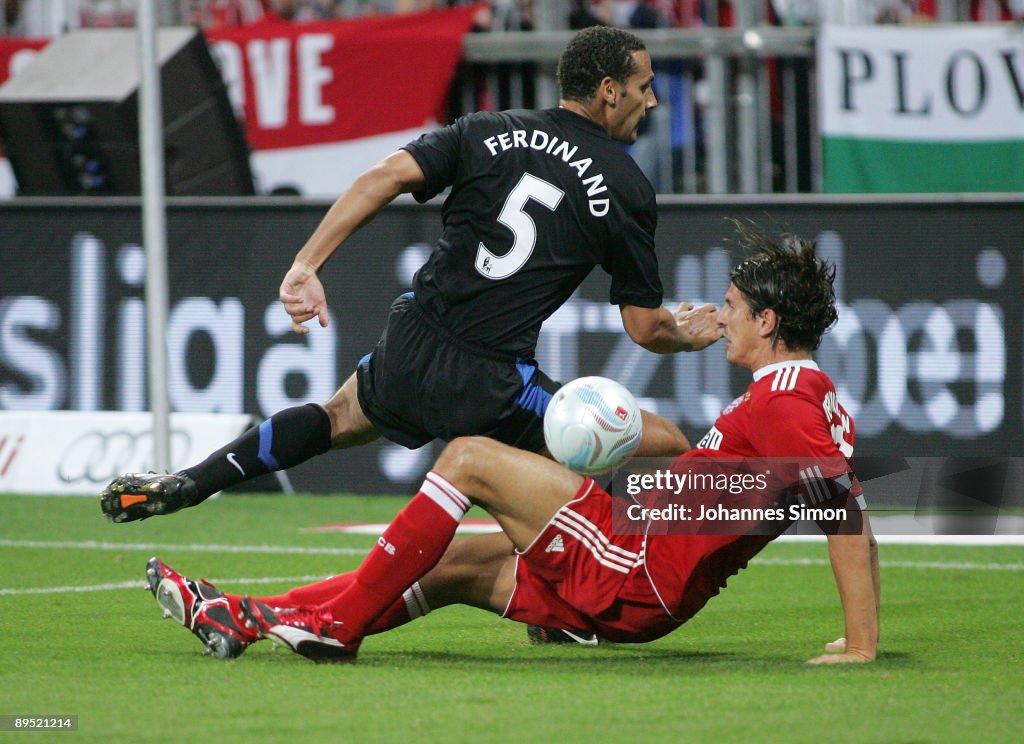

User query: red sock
[255,574,427,634]
[257,574,428,634]
[257,571,356,608]
[326,471,469,642]
[364,582,431,635]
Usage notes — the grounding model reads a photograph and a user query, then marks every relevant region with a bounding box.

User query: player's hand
[674,302,722,351]
[806,637,874,664]
[806,650,874,665]
[279,261,330,334]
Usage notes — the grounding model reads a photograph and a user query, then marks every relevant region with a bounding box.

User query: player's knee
[434,437,500,500]
[436,436,488,476]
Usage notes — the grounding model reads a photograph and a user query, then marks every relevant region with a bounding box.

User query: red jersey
[644,360,858,624]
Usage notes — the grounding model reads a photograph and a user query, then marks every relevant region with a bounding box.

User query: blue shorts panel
[356,295,560,451]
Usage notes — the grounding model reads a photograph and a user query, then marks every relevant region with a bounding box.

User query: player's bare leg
[417,532,519,614]
[435,436,586,550]
[322,371,381,448]
[633,409,691,458]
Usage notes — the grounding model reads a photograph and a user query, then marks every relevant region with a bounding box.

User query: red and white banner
[0,37,48,78]
[0,6,479,197]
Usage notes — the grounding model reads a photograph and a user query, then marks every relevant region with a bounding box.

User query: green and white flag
[818,24,1024,192]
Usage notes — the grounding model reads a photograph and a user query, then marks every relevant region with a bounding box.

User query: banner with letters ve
[817,24,1024,192]
[0,6,479,198]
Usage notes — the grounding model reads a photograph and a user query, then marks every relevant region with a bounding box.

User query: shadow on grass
[150,636,917,672]
[372,648,736,662]
[873,651,914,665]
[254,646,917,670]
[324,648,794,674]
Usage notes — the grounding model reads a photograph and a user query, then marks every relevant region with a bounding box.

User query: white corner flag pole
[137,3,171,473]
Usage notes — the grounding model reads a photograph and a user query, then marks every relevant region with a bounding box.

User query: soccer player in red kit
[147,225,879,665]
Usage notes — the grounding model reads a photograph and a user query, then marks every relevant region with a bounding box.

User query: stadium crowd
[3,0,1021,36]
[3,0,1018,195]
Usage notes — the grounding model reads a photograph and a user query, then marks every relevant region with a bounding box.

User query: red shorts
[501,479,680,643]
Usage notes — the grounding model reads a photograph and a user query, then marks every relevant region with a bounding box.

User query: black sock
[180,403,332,501]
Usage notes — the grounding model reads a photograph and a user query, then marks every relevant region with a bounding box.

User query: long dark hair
[728,221,838,352]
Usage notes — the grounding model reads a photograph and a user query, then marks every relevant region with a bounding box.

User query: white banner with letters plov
[0,411,253,495]
[817,23,1024,192]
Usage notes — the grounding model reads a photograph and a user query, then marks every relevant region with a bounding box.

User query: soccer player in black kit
[102,26,720,524]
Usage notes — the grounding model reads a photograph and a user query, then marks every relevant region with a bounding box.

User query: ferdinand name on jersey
[481,129,610,217]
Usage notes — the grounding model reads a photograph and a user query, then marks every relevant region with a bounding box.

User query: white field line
[4,534,1024,553]
[778,534,1024,546]
[0,574,330,596]
[754,557,1024,571]
[0,539,366,555]
[1,540,1022,596]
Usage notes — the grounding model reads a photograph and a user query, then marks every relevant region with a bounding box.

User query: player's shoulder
[548,109,654,188]
[449,108,554,137]
[453,107,654,204]
[459,108,528,127]
[749,361,834,408]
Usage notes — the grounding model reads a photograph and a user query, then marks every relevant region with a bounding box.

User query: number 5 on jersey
[476,173,564,280]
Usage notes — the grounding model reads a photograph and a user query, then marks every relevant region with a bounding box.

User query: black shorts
[356,294,561,451]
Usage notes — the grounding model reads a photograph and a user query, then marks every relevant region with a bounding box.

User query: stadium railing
[459,27,818,196]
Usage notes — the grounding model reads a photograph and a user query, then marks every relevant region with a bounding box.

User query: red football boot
[146,557,258,659]
[240,597,359,664]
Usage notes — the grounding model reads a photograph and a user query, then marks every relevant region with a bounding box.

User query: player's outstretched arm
[620,302,722,354]
[280,150,427,334]
[807,523,880,665]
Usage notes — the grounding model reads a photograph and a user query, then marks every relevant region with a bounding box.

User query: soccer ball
[543,376,644,475]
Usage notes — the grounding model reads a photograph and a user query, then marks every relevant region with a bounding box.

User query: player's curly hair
[729,220,838,352]
[557,26,646,104]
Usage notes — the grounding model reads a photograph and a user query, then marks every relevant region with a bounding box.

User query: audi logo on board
[57,429,192,484]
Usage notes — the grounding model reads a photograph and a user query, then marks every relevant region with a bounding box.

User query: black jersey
[402,107,663,357]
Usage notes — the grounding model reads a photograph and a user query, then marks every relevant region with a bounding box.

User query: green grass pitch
[1,491,1022,743]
